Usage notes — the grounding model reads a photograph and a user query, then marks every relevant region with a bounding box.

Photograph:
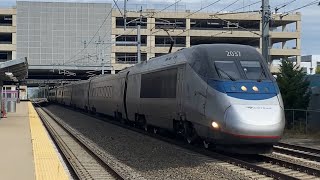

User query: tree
[277,59,311,110]
[316,66,320,74]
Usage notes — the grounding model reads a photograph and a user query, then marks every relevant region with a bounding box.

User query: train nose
[224,105,285,138]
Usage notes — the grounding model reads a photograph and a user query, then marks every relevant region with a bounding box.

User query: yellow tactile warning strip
[28,102,69,180]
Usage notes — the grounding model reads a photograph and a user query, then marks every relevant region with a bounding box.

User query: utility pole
[261,0,271,64]
[137,7,142,63]
[124,0,127,30]
[95,36,106,74]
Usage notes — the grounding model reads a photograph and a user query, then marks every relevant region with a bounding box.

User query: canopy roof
[0,57,28,82]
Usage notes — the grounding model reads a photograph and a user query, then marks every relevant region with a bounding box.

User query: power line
[63,0,119,65]
[186,0,223,18]
[228,0,261,13]
[278,0,319,18]
[175,0,255,37]
[274,0,297,13]
[147,0,245,54]
[67,0,185,65]
[149,0,183,17]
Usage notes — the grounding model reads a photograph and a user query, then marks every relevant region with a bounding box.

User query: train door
[176,66,185,116]
[87,79,92,111]
[185,65,207,122]
[123,71,130,120]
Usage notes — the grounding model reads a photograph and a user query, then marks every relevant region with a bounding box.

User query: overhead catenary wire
[71,0,246,65]
[227,0,261,13]
[63,0,318,67]
[70,0,263,65]
[274,0,297,13]
[186,0,223,18]
[65,0,186,65]
[68,0,188,65]
[63,0,119,66]
[146,0,246,54]
[279,0,320,18]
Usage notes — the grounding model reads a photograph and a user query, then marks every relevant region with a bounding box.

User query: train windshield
[240,61,266,80]
[215,61,241,81]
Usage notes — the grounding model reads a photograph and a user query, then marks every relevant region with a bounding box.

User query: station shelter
[0,57,28,118]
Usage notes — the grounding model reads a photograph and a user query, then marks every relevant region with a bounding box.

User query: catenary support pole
[262,0,271,64]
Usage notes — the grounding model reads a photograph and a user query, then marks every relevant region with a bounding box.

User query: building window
[155,18,186,29]
[302,67,308,73]
[115,53,147,64]
[0,51,12,62]
[0,33,13,44]
[116,35,147,46]
[0,15,12,26]
[116,17,147,29]
[155,36,185,47]
[190,19,259,31]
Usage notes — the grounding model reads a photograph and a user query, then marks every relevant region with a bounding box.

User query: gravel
[45,104,252,180]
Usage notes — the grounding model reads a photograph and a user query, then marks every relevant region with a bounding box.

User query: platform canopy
[0,57,28,82]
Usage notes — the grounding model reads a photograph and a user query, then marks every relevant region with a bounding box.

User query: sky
[0,0,319,55]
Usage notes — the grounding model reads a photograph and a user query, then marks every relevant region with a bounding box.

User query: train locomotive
[48,44,285,154]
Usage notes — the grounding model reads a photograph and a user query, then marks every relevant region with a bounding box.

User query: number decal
[226,51,241,57]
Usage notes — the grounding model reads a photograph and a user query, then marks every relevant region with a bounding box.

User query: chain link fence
[285,109,320,134]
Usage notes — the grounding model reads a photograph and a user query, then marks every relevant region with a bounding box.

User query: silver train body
[48,44,285,153]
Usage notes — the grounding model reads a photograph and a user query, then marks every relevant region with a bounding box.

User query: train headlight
[252,86,259,92]
[241,86,247,92]
[211,121,219,129]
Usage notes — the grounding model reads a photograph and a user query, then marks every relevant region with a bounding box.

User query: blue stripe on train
[207,80,279,100]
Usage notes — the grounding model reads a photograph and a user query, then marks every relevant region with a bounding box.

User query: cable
[67,0,187,65]
[186,0,223,18]
[63,0,119,65]
[228,0,261,13]
[147,0,246,54]
[274,0,297,13]
[277,0,319,18]
[149,0,183,17]
[283,0,319,14]
[175,0,253,37]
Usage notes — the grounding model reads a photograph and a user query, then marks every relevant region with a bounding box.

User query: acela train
[48,44,285,153]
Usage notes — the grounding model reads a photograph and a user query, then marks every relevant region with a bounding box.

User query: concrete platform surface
[0,102,69,180]
[0,102,35,180]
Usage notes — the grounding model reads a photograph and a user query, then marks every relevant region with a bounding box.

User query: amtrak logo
[246,106,272,110]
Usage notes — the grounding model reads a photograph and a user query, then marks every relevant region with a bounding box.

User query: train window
[215,61,241,81]
[240,61,266,80]
[140,68,177,98]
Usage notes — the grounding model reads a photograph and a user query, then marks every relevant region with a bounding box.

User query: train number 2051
[226,51,241,57]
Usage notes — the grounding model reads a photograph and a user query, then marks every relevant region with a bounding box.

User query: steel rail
[276,142,320,154]
[273,145,320,162]
[259,155,320,176]
[33,102,125,180]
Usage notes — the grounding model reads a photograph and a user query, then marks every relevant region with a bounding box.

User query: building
[1,1,301,79]
[16,1,112,78]
[272,55,320,75]
[300,55,320,74]
[112,10,301,72]
[0,8,16,62]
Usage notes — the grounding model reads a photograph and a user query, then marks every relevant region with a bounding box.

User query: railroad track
[235,154,320,179]
[45,103,320,180]
[274,143,320,162]
[33,102,125,180]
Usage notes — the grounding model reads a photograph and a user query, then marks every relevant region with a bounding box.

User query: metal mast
[261,0,271,64]
[137,7,142,63]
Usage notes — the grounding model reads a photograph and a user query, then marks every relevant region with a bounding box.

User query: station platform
[0,101,69,180]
